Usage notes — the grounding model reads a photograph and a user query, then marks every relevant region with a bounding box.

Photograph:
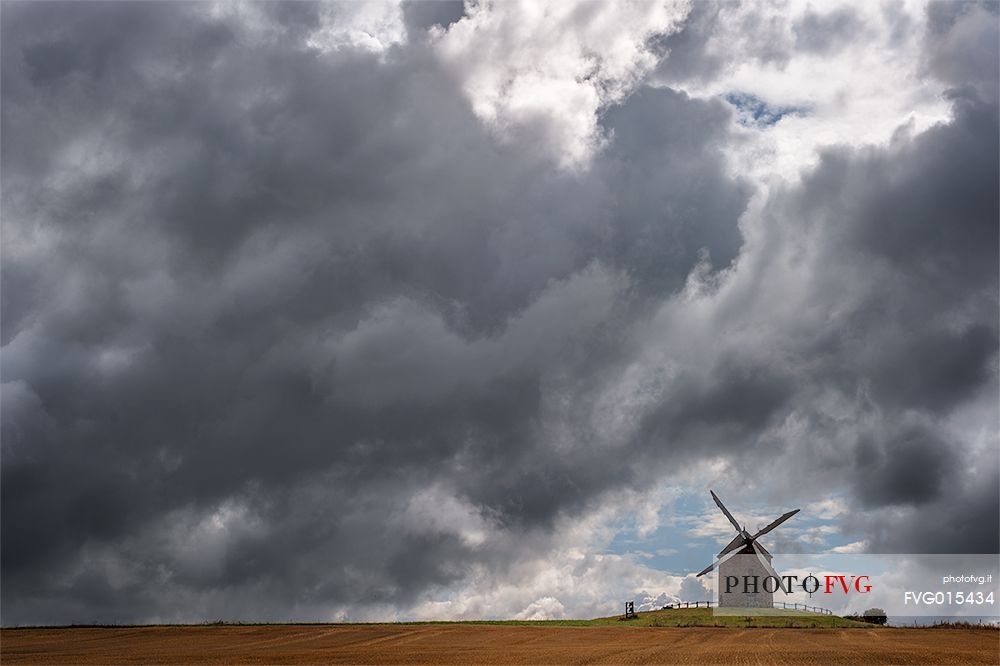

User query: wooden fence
[661,600,833,615]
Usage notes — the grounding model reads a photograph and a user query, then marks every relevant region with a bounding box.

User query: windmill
[696,490,799,608]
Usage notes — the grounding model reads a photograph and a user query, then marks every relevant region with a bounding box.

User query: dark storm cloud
[401,0,465,32]
[923,1,999,101]
[1,1,747,624]
[793,6,864,54]
[1,1,997,625]
[261,1,323,37]
[598,86,749,292]
[766,91,998,415]
[739,38,998,549]
[843,465,1000,554]
[628,81,997,514]
[649,2,729,84]
[852,421,957,508]
[651,1,790,85]
[635,356,796,466]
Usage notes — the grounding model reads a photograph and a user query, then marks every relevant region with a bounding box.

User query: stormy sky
[2,0,997,625]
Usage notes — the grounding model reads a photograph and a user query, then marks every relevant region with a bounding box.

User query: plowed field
[3,624,998,665]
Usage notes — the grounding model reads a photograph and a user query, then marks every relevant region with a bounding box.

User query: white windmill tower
[696,490,799,608]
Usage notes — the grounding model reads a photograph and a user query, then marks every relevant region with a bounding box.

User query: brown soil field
[3,624,998,665]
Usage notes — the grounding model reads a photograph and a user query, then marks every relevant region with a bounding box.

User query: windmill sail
[695,546,743,577]
[710,490,743,533]
[750,540,789,593]
[752,509,800,539]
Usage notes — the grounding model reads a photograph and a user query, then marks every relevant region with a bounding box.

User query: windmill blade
[710,490,743,533]
[695,561,716,577]
[750,540,789,593]
[695,545,743,577]
[751,509,799,539]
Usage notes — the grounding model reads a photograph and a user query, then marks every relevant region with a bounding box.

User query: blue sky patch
[725,92,809,127]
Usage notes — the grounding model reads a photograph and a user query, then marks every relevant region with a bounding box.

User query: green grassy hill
[400,607,870,629]
[602,607,870,628]
[18,607,872,630]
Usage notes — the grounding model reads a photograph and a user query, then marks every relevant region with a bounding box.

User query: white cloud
[405,549,685,621]
[434,0,690,167]
[400,484,492,548]
[807,498,849,520]
[391,488,694,622]
[306,1,407,54]
[830,540,867,554]
[514,596,566,620]
[657,0,952,184]
[323,263,625,407]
